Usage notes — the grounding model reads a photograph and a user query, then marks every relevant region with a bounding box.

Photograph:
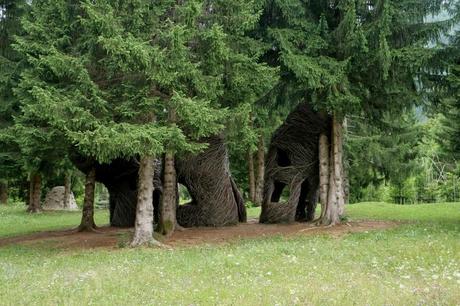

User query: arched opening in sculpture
[178,183,192,205]
[270,181,287,202]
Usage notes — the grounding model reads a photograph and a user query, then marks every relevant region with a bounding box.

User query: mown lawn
[0,202,459,305]
[0,203,109,238]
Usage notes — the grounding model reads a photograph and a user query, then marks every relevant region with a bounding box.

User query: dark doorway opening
[276,148,291,167]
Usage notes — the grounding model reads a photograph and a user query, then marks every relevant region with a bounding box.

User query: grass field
[0,202,459,305]
[0,203,109,238]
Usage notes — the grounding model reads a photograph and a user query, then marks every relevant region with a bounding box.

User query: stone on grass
[43,186,78,211]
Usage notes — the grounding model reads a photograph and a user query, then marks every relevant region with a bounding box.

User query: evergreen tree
[13,0,277,243]
[257,0,451,224]
[346,110,421,203]
[439,36,460,162]
[0,0,28,205]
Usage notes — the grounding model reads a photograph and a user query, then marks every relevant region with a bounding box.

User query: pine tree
[346,111,422,203]
[0,0,28,206]
[13,0,277,243]
[257,0,451,224]
[439,34,460,162]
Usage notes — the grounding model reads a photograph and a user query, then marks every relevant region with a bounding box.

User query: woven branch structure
[72,136,246,228]
[176,137,246,227]
[259,102,328,223]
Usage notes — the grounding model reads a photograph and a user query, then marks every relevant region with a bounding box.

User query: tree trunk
[333,117,345,216]
[28,177,34,209]
[78,167,97,231]
[27,173,42,213]
[21,178,29,207]
[318,134,329,220]
[131,156,160,247]
[343,163,349,205]
[158,151,177,237]
[248,149,256,203]
[0,181,8,205]
[342,117,349,204]
[63,173,71,209]
[319,115,345,225]
[254,135,265,206]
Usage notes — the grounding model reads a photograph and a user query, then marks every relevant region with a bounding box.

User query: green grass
[347,202,460,223]
[246,205,261,218]
[0,202,109,238]
[0,202,459,305]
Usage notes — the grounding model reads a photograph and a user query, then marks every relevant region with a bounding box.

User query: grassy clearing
[0,202,109,238]
[0,202,459,305]
[347,202,460,223]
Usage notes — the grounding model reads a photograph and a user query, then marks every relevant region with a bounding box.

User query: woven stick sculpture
[72,136,245,228]
[260,102,328,223]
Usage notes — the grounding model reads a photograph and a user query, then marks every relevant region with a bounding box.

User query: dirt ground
[0,219,400,250]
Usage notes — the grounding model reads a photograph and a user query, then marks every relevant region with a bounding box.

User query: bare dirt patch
[0,219,400,250]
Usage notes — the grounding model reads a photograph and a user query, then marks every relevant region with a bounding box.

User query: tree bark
[63,173,71,209]
[333,117,346,216]
[342,117,349,204]
[28,178,33,209]
[158,151,177,237]
[131,156,160,247]
[78,167,97,232]
[343,162,349,205]
[318,134,329,220]
[248,149,256,203]
[318,115,346,225]
[254,135,265,206]
[0,181,8,205]
[27,173,42,213]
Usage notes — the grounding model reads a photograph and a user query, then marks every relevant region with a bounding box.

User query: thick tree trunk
[131,156,160,247]
[63,173,71,209]
[158,151,177,237]
[0,181,8,205]
[27,173,42,213]
[319,115,346,225]
[254,135,265,206]
[248,149,256,202]
[78,167,97,231]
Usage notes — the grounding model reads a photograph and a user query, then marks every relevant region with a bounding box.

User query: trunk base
[77,223,99,233]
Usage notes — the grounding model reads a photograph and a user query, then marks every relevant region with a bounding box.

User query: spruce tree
[13,0,277,244]
[257,0,451,224]
[0,0,28,205]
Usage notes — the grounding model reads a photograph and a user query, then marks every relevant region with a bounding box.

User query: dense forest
[1,0,460,246]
